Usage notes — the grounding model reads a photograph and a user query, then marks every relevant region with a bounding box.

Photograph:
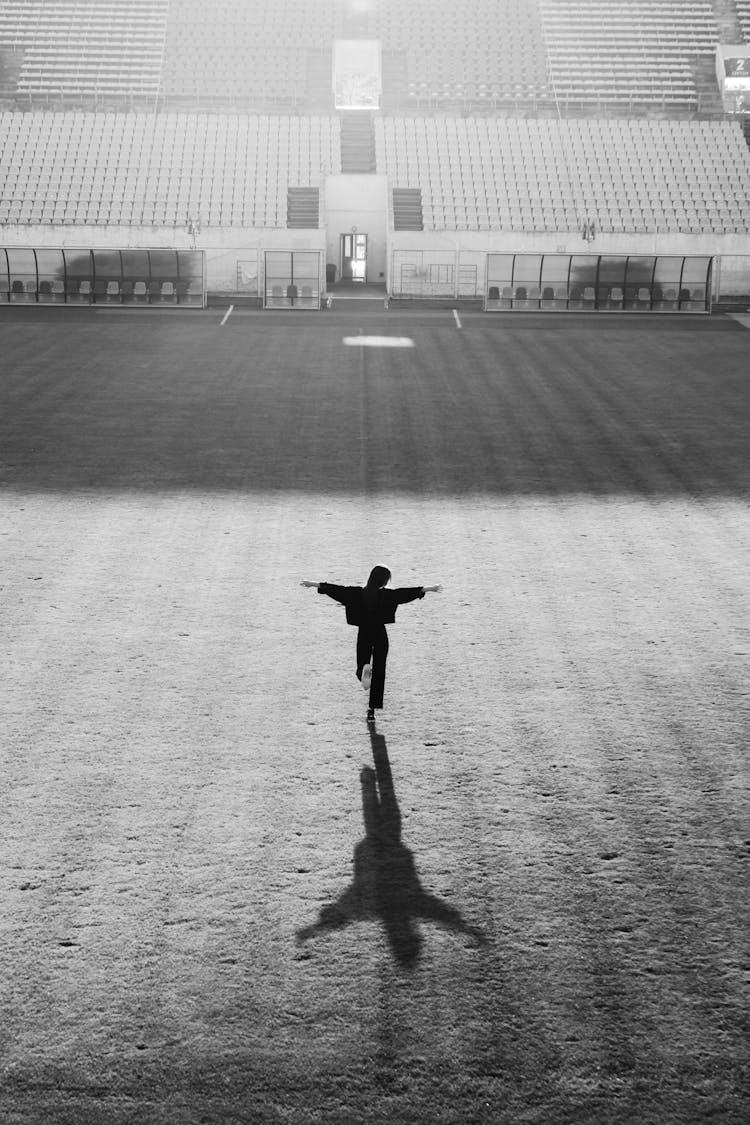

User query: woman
[302,566,442,721]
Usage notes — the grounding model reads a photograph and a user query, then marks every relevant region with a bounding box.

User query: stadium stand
[0,111,338,227]
[0,0,749,307]
[736,0,750,40]
[539,0,720,109]
[377,116,750,234]
[160,0,340,109]
[357,0,550,108]
[0,0,167,102]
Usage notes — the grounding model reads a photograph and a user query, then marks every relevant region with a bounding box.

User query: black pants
[356,624,389,710]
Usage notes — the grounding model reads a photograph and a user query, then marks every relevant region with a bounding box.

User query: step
[287,186,319,229]
[392,187,423,231]
[340,111,376,173]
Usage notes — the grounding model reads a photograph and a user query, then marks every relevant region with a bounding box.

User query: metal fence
[391,249,482,298]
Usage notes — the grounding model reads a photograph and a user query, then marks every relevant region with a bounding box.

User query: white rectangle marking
[453,308,462,328]
[342,336,414,348]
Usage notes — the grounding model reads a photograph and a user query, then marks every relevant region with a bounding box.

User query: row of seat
[0,111,338,228]
[539,0,718,106]
[377,114,750,234]
[2,107,749,235]
[2,277,199,302]
[0,0,168,96]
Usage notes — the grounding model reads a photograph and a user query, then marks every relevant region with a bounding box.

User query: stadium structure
[1,0,750,311]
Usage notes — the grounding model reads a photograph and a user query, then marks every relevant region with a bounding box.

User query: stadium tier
[377,116,750,234]
[0,0,168,100]
[0,0,738,112]
[1,109,747,237]
[736,0,750,39]
[161,0,339,108]
[0,112,338,228]
[358,0,550,106]
[540,0,720,109]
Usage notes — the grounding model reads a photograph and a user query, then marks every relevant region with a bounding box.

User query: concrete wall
[387,229,750,300]
[2,221,749,301]
[323,174,388,283]
[0,224,326,295]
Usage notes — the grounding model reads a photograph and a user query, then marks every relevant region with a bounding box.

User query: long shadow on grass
[296,725,486,967]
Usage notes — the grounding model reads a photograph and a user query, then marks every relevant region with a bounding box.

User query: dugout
[485,254,712,313]
[0,248,205,306]
[263,249,324,309]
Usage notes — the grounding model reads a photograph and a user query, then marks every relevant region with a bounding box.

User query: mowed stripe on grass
[1,313,749,1123]
[0,313,748,495]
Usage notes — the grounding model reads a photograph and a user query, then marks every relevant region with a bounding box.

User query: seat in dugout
[0,248,203,306]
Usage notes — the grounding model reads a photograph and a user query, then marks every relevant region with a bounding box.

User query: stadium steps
[0,46,22,100]
[688,53,728,115]
[392,187,423,231]
[340,112,376,172]
[287,186,320,229]
[709,0,743,41]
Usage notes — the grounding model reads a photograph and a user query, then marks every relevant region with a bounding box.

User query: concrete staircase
[340,112,376,173]
[287,187,319,229]
[0,47,22,102]
[688,54,726,116]
[392,188,423,231]
[709,0,743,42]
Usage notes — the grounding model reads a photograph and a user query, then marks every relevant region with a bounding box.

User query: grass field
[1,307,749,1124]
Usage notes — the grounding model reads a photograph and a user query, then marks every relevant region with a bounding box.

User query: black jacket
[318,583,425,626]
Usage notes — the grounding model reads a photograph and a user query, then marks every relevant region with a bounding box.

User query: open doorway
[341,232,367,283]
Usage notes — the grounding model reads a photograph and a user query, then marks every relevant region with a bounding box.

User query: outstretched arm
[422,584,443,593]
[302,581,353,607]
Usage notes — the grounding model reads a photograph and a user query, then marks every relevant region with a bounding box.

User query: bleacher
[0,0,167,101]
[539,0,720,109]
[377,115,750,234]
[5,106,746,236]
[736,0,750,40]
[0,111,339,227]
[160,0,339,108]
[355,0,550,107]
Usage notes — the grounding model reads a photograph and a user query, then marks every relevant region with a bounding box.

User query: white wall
[2,221,749,299]
[323,174,388,282]
[0,224,326,294]
[387,229,750,297]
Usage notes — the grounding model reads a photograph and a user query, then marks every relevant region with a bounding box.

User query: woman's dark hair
[366,565,391,589]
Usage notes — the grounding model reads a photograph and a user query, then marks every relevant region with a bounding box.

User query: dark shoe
[366,708,375,723]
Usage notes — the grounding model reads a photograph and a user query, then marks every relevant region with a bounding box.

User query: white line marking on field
[220,305,234,326]
[343,336,415,348]
[453,308,462,328]
[727,313,750,330]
